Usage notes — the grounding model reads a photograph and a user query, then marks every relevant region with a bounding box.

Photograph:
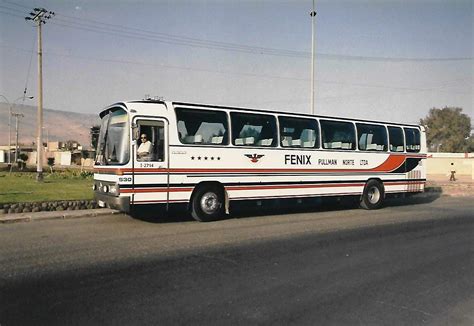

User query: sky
[0,0,473,125]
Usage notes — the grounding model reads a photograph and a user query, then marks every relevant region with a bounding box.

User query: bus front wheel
[191,185,225,222]
[360,180,385,210]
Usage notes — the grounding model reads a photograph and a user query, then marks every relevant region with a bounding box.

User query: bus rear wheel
[360,180,385,210]
[191,185,225,222]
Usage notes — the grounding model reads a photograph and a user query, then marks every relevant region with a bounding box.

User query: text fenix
[285,155,312,165]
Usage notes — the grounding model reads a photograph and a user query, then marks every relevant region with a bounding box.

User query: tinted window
[231,112,277,147]
[357,123,387,151]
[404,128,421,152]
[176,108,228,145]
[279,116,319,148]
[388,126,404,152]
[321,120,356,150]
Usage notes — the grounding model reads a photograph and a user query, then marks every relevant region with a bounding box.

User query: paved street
[0,196,473,325]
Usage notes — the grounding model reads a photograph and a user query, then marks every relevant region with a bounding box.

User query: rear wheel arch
[360,178,385,210]
[189,182,227,222]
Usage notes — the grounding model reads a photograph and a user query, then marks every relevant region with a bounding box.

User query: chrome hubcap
[368,186,380,204]
[200,192,219,214]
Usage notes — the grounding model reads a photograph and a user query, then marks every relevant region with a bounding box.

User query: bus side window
[279,116,319,148]
[231,112,277,147]
[321,120,356,150]
[176,108,229,145]
[357,123,387,151]
[388,126,404,152]
[404,128,421,152]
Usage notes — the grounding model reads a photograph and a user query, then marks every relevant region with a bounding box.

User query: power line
[0,0,29,9]
[0,2,472,62]
[48,19,312,58]
[1,43,472,94]
[21,36,36,101]
[0,0,311,57]
[0,8,23,18]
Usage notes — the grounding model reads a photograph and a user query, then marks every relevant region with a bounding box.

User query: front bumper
[94,192,130,213]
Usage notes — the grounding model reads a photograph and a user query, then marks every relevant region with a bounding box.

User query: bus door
[132,118,169,206]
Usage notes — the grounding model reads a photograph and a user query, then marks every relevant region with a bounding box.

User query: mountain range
[0,103,100,149]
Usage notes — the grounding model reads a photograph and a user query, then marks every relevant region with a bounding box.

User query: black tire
[191,185,225,222]
[360,179,385,210]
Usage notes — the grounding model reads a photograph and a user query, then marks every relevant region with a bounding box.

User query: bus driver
[137,133,152,161]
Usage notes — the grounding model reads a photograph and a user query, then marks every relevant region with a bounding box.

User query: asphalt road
[0,195,473,325]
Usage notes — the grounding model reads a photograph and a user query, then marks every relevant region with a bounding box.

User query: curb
[0,208,122,224]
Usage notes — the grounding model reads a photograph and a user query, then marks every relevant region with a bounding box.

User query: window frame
[387,126,405,153]
[175,107,230,146]
[230,112,278,147]
[404,127,421,153]
[320,119,357,151]
[356,123,388,152]
[136,119,166,162]
[278,115,320,149]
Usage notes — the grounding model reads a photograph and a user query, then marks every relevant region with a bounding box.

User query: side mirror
[132,123,139,140]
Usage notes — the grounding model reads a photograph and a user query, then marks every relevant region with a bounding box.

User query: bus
[93,99,426,221]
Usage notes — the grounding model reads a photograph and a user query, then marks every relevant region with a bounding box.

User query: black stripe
[390,158,422,173]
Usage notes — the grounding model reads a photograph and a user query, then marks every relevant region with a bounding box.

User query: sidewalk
[426,174,473,197]
[0,208,121,224]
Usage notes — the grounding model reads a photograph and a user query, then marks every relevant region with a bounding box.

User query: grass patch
[0,171,93,204]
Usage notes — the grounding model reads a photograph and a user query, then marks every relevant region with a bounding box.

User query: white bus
[94,99,426,221]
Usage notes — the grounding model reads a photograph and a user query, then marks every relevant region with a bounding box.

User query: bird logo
[245,154,264,163]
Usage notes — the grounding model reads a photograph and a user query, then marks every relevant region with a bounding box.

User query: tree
[64,140,80,151]
[420,107,471,152]
[18,153,28,170]
[47,157,55,173]
[90,125,100,150]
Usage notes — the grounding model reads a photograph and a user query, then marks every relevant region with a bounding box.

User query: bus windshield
[95,108,130,165]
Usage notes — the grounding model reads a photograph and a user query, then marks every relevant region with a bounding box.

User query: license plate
[98,200,106,208]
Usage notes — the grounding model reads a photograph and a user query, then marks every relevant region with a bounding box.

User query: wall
[55,151,72,166]
[426,153,474,179]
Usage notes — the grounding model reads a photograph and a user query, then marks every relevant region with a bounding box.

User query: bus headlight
[109,184,119,195]
[94,181,119,196]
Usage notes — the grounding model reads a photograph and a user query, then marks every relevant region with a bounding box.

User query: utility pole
[8,103,12,167]
[26,8,54,182]
[11,112,24,164]
[310,0,317,115]
[0,95,13,167]
[0,95,33,168]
